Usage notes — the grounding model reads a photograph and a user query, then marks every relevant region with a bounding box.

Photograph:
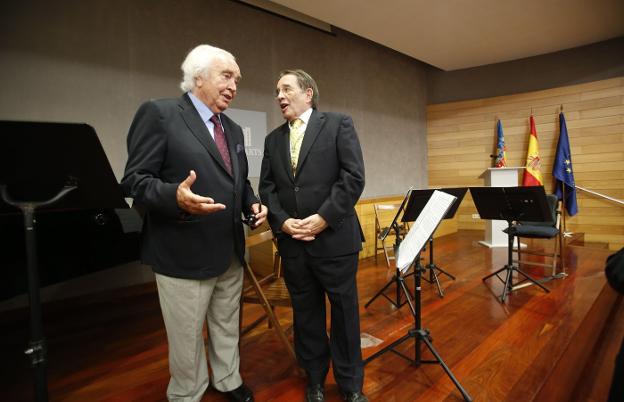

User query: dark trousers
[608,335,624,402]
[282,251,364,393]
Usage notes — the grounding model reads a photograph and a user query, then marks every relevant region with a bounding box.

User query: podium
[0,120,128,402]
[478,167,524,247]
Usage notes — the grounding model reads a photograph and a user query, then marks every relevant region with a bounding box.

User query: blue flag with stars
[552,112,578,216]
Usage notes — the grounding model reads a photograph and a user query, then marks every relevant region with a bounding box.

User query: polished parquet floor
[1,230,622,402]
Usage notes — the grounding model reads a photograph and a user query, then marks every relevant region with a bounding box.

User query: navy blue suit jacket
[259,110,365,258]
[121,94,257,279]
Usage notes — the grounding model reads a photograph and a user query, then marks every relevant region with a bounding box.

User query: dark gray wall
[428,36,624,104]
[0,0,429,198]
[0,0,428,308]
[3,0,619,307]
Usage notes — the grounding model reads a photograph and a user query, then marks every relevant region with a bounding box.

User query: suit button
[294,186,300,192]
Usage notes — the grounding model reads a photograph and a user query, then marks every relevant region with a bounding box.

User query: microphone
[243,197,262,227]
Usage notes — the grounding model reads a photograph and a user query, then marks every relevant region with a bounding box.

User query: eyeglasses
[275,86,293,97]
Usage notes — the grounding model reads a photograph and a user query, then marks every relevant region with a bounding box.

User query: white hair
[179,44,236,92]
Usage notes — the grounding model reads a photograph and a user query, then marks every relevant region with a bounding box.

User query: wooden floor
[1,230,622,402]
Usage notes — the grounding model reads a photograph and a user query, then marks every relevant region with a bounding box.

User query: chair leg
[382,240,391,268]
[516,236,522,266]
[268,306,275,329]
[243,266,296,362]
[374,233,379,264]
[552,235,558,277]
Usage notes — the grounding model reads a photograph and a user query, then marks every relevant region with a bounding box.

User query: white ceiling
[267,0,624,71]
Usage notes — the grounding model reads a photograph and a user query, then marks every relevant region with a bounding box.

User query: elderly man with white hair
[121,44,266,402]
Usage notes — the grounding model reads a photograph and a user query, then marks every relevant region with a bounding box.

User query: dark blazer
[259,109,365,258]
[606,247,624,294]
[121,94,257,279]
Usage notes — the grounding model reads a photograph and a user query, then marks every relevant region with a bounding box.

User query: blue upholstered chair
[505,194,565,279]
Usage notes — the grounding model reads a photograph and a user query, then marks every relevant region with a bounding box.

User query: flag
[522,115,543,186]
[494,120,507,167]
[552,112,578,216]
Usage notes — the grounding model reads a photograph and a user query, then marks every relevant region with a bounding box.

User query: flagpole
[561,183,567,235]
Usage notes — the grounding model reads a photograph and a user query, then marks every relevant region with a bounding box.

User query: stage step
[532,282,620,401]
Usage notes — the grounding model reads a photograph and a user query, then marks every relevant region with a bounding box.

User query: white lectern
[477,167,524,247]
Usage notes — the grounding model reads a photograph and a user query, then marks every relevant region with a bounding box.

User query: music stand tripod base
[366,190,414,309]
[471,186,554,303]
[482,261,550,303]
[423,237,456,297]
[364,253,472,402]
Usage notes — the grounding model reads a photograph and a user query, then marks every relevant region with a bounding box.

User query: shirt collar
[187,92,216,124]
[297,108,313,125]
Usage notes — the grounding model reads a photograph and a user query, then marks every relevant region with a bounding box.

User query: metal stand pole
[365,222,412,309]
[482,219,550,302]
[1,185,76,402]
[22,206,48,402]
[364,253,472,401]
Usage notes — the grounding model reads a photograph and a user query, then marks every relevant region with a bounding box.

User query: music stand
[364,190,472,402]
[402,188,467,297]
[469,186,552,303]
[365,189,413,309]
[0,120,128,402]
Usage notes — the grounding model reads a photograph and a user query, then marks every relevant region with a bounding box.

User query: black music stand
[365,189,413,309]
[402,188,467,297]
[364,191,472,401]
[0,121,128,402]
[469,186,552,303]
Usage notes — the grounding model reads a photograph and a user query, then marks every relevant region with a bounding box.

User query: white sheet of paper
[396,190,457,273]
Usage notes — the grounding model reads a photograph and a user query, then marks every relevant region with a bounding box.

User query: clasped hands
[176,170,267,227]
[281,214,327,241]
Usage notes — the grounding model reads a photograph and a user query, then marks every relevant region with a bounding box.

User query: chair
[373,203,409,268]
[240,229,296,361]
[510,194,566,280]
[366,203,413,309]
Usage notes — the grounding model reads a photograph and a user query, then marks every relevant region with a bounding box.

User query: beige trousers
[155,259,244,402]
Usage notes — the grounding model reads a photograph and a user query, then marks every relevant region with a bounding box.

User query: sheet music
[396,190,457,273]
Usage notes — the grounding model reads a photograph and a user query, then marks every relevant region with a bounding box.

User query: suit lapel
[276,123,294,182]
[179,94,233,179]
[296,110,324,174]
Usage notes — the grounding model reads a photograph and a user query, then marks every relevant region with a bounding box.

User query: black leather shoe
[306,383,325,402]
[224,383,254,402]
[342,391,369,402]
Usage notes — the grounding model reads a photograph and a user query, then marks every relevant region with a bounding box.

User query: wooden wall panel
[252,195,454,264]
[427,77,624,250]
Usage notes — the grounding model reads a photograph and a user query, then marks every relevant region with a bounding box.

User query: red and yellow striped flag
[522,115,543,186]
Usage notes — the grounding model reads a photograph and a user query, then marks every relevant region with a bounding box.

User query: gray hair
[180,44,236,92]
[279,69,319,108]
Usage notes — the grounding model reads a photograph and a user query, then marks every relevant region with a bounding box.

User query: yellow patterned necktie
[289,118,304,174]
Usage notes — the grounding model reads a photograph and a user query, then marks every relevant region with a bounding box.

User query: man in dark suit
[259,69,367,402]
[121,44,266,402]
